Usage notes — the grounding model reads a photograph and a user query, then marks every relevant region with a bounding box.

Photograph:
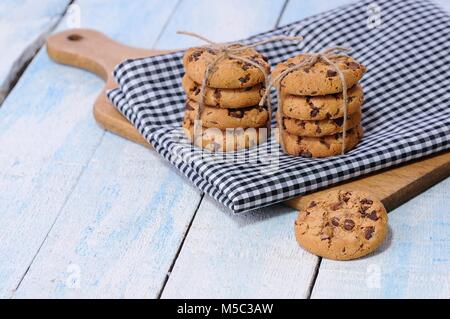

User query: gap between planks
[10,132,106,296]
[9,0,183,297]
[154,0,327,299]
[156,193,205,299]
[0,0,75,106]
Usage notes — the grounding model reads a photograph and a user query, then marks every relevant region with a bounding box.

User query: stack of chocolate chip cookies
[273,54,366,157]
[181,45,270,151]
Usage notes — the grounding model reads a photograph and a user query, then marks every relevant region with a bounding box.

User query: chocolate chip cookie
[182,75,264,108]
[185,100,268,129]
[273,55,366,95]
[282,125,363,157]
[182,115,267,152]
[183,45,270,89]
[283,111,361,137]
[294,190,388,260]
[282,84,364,120]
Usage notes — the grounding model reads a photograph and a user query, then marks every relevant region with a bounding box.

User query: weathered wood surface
[161,0,450,299]
[1,0,199,298]
[0,0,70,104]
[284,0,450,299]
[7,0,309,299]
[311,178,450,298]
[162,198,319,298]
[0,0,449,299]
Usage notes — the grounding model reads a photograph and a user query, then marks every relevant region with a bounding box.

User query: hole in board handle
[67,34,83,41]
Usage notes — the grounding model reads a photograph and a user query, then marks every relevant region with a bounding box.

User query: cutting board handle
[46,28,155,85]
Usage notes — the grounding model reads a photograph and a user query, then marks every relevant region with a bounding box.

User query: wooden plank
[156,0,289,48]
[158,0,320,299]
[287,152,450,212]
[14,134,201,298]
[161,0,450,299]
[161,198,319,298]
[0,0,71,103]
[0,0,182,298]
[281,0,450,27]
[286,0,450,299]
[311,177,450,298]
[279,0,353,26]
[13,0,288,299]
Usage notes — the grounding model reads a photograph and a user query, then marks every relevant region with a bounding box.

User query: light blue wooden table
[0,0,449,299]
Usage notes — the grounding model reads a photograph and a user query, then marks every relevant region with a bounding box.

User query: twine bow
[260,47,352,155]
[177,31,303,137]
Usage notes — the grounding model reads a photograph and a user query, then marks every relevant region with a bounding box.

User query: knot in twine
[260,47,352,155]
[177,31,303,137]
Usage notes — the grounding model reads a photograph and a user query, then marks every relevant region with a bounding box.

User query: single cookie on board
[282,125,363,157]
[273,55,366,95]
[284,111,361,137]
[282,84,364,120]
[182,75,265,108]
[183,115,267,152]
[183,45,270,89]
[294,190,388,260]
[185,100,268,129]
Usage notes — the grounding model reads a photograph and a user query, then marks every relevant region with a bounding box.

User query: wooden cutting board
[46,28,450,212]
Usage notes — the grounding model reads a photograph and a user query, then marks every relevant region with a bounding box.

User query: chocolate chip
[327,70,337,77]
[333,118,344,126]
[228,109,244,118]
[185,102,195,111]
[367,211,379,221]
[360,198,373,205]
[214,89,221,100]
[193,87,201,96]
[242,62,252,71]
[330,202,342,211]
[359,208,367,217]
[303,67,310,73]
[297,120,306,129]
[287,63,296,68]
[239,74,250,84]
[347,96,354,103]
[189,50,203,62]
[261,54,269,62]
[346,61,360,70]
[315,123,322,134]
[206,48,217,55]
[339,191,352,203]
[343,219,355,230]
[244,86,253,91]
[360,198,373,212]
[310,106,320,117]
[331,217,340,227]
[310,91,317,95]
[308,201,317,208]
[365,226,375,239]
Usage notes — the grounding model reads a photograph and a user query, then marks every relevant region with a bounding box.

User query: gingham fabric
[108,0,450,213]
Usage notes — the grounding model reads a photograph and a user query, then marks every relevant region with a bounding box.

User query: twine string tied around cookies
[177,31,304,137]
[260,46,351,155]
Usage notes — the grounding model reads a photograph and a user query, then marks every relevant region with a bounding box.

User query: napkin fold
[108,0,450,213]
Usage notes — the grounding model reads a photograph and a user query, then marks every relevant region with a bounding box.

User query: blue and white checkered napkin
[108,0,450,213]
